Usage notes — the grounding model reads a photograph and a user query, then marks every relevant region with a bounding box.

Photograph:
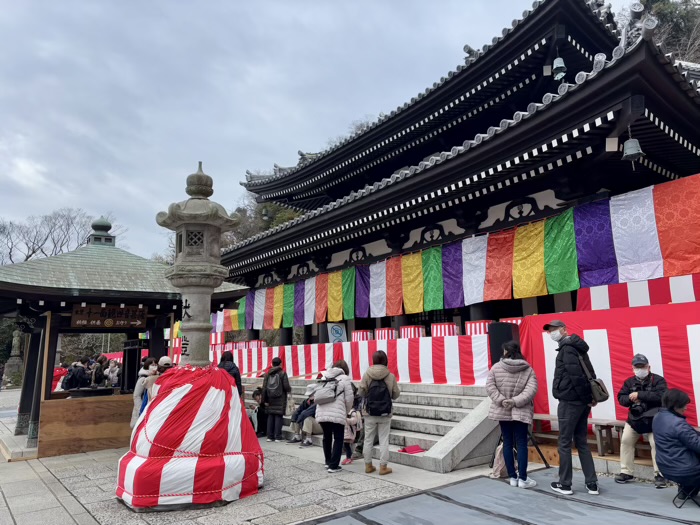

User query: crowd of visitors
[60,354,122,390]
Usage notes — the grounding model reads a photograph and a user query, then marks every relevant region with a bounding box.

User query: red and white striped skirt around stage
[117,366,264,510]
[375,328,398,340]
[464,321,490,336]
[400,326,426,339]
[352,330,374,342]
[431,323,458,337]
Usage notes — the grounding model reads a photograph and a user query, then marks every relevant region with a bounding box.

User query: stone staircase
[241,378,494,471]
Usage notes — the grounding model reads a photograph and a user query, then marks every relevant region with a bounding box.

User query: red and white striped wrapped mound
[117,366,264,510]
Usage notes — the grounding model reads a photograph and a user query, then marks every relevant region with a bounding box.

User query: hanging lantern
[553,56,567,81]
[622,125,644,170]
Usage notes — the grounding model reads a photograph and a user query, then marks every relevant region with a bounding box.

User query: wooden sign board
[71,305,148,329]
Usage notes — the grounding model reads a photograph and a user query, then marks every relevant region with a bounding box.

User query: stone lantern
[156,162,238,366]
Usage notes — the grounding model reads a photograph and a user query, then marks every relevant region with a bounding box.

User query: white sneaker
[518,478,537,489]
[509,478,518,487]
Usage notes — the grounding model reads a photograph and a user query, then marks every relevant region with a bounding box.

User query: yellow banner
[513,221,548,299]
[273,285,284,329]
[401,252,424,314]
[327,271,344,322]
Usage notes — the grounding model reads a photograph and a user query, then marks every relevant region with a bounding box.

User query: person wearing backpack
[261,357,291,442]
[315,360,354,473]
[358,351,400,475]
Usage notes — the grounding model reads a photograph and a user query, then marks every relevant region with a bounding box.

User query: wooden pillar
[42,314,61,401]
[318,323,329,344]
[279,327,293,346]
[246,329,259,341]
[149,316,167,361]
[26,315,49,449]
[122,331,141,392]
[302,325,312,345]
[14,318,46,436]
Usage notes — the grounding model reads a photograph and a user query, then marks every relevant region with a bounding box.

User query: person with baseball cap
[287,383,323,447]
[544,320,600,496]
[615,353,668,487]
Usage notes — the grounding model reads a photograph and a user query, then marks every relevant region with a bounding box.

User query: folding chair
[672,487,700,509]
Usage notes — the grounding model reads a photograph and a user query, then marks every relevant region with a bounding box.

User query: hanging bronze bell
[622,138,644,163]
[553,57,567,81]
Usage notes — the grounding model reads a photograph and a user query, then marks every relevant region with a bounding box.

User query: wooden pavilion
[0,218,243,459]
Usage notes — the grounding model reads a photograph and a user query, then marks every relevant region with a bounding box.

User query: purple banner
[246,290,255,330]
[294,281,305,327]
[355,266,370,318]
[442,242,464,309]
[574,201,619,287]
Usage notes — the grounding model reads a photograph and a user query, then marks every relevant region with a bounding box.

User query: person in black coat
[545,320,599,497]
[652,389,700,501]
[218,351,243,396]
[261,357,291,442]
[65,356,91,390]
[615,353,667,487]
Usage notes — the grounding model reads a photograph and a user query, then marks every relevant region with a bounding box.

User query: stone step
[397,391,485,409]
[397,383,487,397]
[392,403,471,423]
[390,415,457,436]
[388,429,440,450]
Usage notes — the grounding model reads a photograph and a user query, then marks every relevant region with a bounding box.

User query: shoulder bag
[577,354,609,403]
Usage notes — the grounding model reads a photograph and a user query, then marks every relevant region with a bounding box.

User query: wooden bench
[532,415,629,457]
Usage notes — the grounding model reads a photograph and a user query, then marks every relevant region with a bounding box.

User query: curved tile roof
[0,244,243,296]
[241,0,619,190]
[224,33,700,258]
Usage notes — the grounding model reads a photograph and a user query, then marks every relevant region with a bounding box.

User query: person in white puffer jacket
[314,360,354,473]
[130,357,157,429]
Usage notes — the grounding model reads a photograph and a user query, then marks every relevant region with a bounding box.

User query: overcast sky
[0,0,627,259]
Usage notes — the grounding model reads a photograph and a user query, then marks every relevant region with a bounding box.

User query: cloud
[0,0,623,258]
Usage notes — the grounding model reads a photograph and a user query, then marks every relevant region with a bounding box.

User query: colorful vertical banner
[327,271,343,322]
[462,235,488,306]
[355,266,370,318]
[369,260,387,318]
[610,186,663,282]
[283,283,295,328]
[273,285,284,329]
[484,230,515,301]
[304,276,316,325]
[386,257,403,316]
[263,287,275,330]
[294,281,305,327]
[544,209,580,293]
[653,175,700,277]
[246,290,255,330]
[422,247,443,311]
[342,267,356,320]
[237,297,247,330]
[513,221,547,299]
[574,200,618,287]
[402,252,424,314]
[442,241,464,309]
[315,273,328,324]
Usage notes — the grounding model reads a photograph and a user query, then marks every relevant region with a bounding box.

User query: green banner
[544,208,580,294]
[342,267,356,320]
[422,247,444,311]
[283,283,295,328]
[237,297,246,330]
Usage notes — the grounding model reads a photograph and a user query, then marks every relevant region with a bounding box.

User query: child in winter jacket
[342,394,363,465]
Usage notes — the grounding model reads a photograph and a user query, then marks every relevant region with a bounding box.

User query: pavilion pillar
[26,314,50,448]
[246,329,259,342]
[14,318,46,436]
[469,303,492,321]
[393,315,408,331]
[279,327,293,346]
[318,323,329,344]
[150,316,168,361]
[302,325,312,345]
[42,315,61,401]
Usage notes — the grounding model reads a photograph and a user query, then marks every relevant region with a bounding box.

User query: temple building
[221,0,700,345]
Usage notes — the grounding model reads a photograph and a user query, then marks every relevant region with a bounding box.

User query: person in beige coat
[486,341,538,489]
[358,351,400,475]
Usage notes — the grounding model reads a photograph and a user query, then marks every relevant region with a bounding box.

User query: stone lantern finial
[186,161,214,199]
[156,163,238,367]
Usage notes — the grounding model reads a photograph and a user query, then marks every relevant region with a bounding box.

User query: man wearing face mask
[546,320,600,496]
[615,354,668,488]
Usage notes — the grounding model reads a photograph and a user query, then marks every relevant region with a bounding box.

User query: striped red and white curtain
[464,321,490,336]
[431,323,458,336]
[375,328,397,340]
[351,330,374,342]
[400,325,426,339]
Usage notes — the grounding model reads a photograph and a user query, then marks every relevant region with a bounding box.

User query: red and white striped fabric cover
[352,330,374,342]
[375,328,397,340]
[464,321,491,336]
[210,333,224,345]
[521,301,700,427]
[577,274,700,311]
[101,350,149,364]
[117,366,264,509]
[431,323,458,336]
[400,326,426,339]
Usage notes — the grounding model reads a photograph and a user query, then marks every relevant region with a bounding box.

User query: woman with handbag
[486,341,538,489]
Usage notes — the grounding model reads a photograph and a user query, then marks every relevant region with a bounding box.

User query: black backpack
[266,372,284,399]
[366,379,392,416]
